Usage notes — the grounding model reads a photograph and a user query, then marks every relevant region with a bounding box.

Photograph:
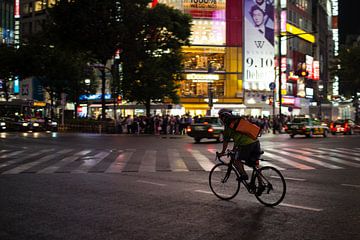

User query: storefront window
[182,47,225,72]
[180,79,224,98]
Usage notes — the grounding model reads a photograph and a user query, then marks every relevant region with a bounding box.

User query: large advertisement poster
[243,0,275,91]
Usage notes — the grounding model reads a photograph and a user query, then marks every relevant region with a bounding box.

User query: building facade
[3,0,335,119]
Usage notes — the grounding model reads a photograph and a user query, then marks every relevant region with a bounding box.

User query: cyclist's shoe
[255,184,266,196]
[237,174,249,181]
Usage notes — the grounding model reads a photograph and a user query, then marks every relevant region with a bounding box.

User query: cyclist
[217,108,262,181]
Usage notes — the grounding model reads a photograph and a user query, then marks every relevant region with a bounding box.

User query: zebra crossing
[0,147,359,175]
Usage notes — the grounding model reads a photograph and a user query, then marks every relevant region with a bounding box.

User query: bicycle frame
[216,151,269,195]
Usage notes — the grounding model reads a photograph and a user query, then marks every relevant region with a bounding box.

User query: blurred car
[45,118,58,132]
[186,117,224,143]
[27,118,59,132]
[329,119,360,135]
[3,116,31,132]
[0,118,6,131]
[285,116,329,138]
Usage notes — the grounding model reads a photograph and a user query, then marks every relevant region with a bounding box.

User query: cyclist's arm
[220,140,229,155]
[220,127,231,155]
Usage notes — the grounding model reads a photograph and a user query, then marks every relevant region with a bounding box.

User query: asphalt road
[0,132,359,240]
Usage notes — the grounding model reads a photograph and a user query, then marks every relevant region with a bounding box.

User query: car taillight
[208,128,214,132]
[344,123,348,129]
[330,123,334,129]
[186,127,191,132]
[302,126,306,131]
[284,125,288,130]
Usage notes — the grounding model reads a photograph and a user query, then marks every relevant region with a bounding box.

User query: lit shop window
[183,51,225,72]
[180,76,224,98]
[34,1,46,12]
[190,19,225,45]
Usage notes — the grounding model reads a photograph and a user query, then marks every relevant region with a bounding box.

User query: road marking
[0,150,25,159]
[271,176,306,181]
[188,149,216,171]
[285,148,360,167]
[266,149,343,169]
[341,184,360,188]
[139,150,157,172]
[3,149,73,174]
[72,151,111,173]
[136,180,166,186]
[105,151,133,173]
[336,148,360,153]
[263,151,315,170]
[280,203,323,212]
[168,149,188,172]
[37,150,91,174]
[318,148,360,159]
[195,190,213,194]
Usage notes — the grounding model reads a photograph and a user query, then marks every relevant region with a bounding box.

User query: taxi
[285,116,329,138]
[186,117,224,143]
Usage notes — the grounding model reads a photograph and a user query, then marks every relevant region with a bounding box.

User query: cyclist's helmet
[218,108,233,121]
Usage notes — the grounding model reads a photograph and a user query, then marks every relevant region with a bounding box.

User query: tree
[337,45,360,123]
[121,4,192,116]
[43,0,131,120]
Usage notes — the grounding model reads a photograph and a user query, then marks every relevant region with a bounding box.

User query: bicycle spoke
[209,163,240,201]
[254,166,286,206]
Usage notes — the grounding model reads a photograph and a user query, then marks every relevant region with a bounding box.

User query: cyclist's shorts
[234,141,261,166]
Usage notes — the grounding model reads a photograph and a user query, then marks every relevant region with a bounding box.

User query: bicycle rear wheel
[254,166,286,206]
[209,163,240,200]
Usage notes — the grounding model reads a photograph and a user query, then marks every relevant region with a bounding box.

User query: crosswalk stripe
[0,149,54,171]
[188,149,215,171]
[0,150,25,159]
[2,145,360,174]
[266,149,343,169]
[168,149,188,172]
[258,160,285,170]
[318,148,360,159]
[302,147,360,160]
[304,148,360,162]
[283,148,360,168]
[72,151,111,174]
[336,148,360,153]
[139,150,157,172]
[105,151,133,173]
[37,150,91,174]
[263,151,315,170]
[2,149,73,174]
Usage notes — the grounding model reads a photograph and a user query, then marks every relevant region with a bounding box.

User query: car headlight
[33,122,40,127]
[22,122,29,127]
[0,122,5,126]
[51,122,58,126]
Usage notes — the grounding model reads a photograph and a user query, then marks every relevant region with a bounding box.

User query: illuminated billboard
[243,0,275,91]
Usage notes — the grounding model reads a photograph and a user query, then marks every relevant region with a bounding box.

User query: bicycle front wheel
[254,166,286,206]
[209,163,240,200]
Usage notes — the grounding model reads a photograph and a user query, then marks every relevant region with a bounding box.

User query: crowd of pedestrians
[113,114,290,135]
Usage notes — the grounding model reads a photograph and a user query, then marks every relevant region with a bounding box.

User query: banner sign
[243,0,275,91]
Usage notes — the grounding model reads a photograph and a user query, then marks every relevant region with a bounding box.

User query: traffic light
[117,95,122,104]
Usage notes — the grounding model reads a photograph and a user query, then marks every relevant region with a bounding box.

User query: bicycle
[209,150,286,207]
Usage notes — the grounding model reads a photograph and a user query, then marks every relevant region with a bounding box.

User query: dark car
[186,117,224,143]
[329,119,360,135]
[285,116,329,138]
[45,118,58,132]
[3,116,31,132]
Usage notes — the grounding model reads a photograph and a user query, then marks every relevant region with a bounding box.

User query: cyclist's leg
[234,149,248,180]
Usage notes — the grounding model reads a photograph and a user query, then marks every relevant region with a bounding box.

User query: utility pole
[277,0,282,118]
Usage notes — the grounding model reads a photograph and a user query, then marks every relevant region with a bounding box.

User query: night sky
[339,0,360,44]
